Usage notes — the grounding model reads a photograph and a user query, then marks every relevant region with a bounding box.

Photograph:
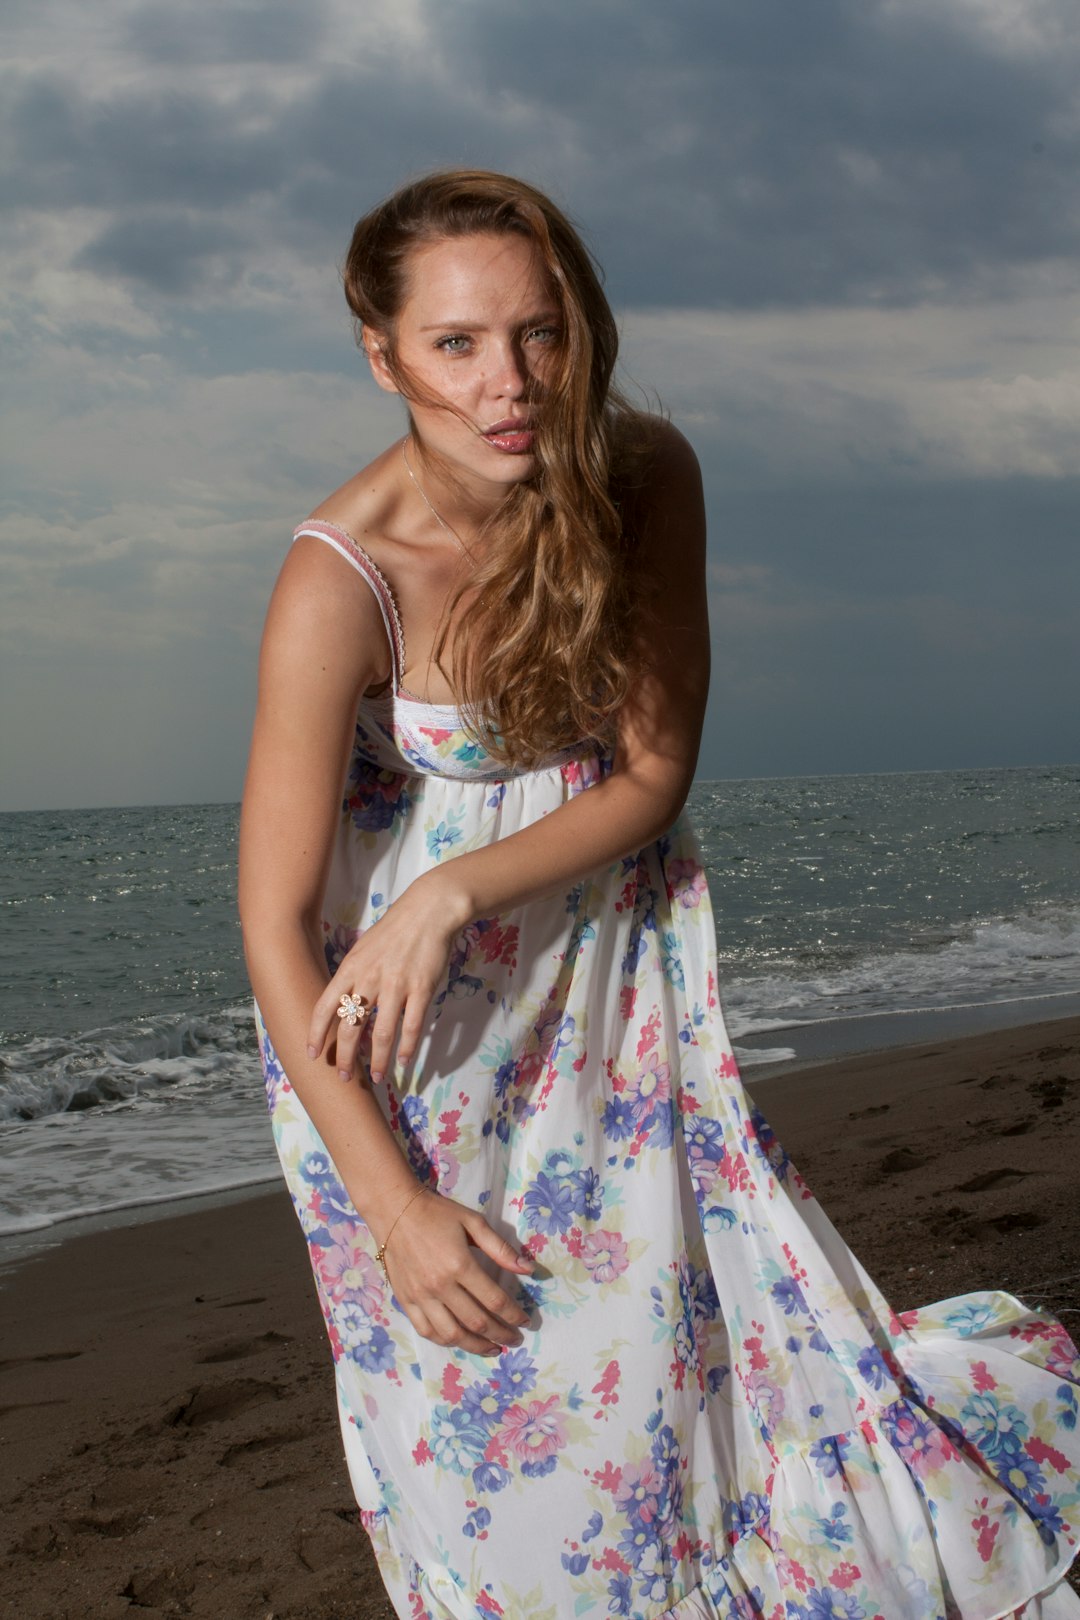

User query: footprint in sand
[1028,1077,1069,1108]
[217,1427,308,1469]
[197,1330,291,1365]
[957,1167,1032,1193]
[997,1118,1035,1136]
[164,1378,283,1429]
[879,1147,927,1173]
[848,1103,890,1119]
[986,1210,1044,1233]
[0,1349,83,1371]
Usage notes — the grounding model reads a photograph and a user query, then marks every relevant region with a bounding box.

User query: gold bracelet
[374,1183,428,1281]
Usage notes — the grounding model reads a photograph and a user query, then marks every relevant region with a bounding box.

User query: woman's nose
[487,339,528,397]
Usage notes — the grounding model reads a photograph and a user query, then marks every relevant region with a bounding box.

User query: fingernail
[338,1068,351,1082]
[370,1070,383,1085]
[307,1045,318,1061]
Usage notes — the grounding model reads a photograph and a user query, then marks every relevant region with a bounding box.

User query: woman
[239,172,1080,1619]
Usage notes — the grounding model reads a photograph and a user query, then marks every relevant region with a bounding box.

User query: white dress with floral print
[256,520,1080,1620]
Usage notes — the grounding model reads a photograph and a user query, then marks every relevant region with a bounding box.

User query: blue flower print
[602,1095,637,1141]
[300,1150,334,1183]
[999,1448,1047,1498]
[944,1300,997,1336]
[491,1348,537,1400]
[462,1380,510,1427]
[570,1166,604,1221]
[617,1519,660,1568]
[523,1171,578,1235]
[683,1115,725,1159]
[607,1571,633,1616]
[659,930,685,989]
[426,819,464,859]
[771,1276,810,1317]
[722,1489,768,1539]
[805,1588,866,1620]
[429,1406,488,1474]
[336,1302,395,1374]
[472,1461,511,1494]
[856,1344,891,1391]
[960,1391,1030,1458]
[462,1504,492,1539]
[521,1453,558,1480]
[815,1501,854,1550]
[809,1434,851,1478]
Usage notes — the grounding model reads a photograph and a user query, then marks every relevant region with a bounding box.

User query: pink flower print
[580,1230,629,1285]
[613,1458,663,1524]
[627,1053,671,1120]
[1038,1319,1080,1377]
[429,1143,460,1194]
[316,1227,383,1314]
[746,1369,786,1435]
[666,858,707,909]
[887,1407,954,1479]
[498,1394,568,1464]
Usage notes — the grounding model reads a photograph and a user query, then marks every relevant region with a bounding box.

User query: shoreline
[2,1014,1078,1616]
[6,993,1080,1274]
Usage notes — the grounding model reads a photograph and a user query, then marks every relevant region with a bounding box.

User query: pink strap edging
[293,520,406,693]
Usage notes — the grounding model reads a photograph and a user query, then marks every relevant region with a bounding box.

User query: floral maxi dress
[256,520,1080,1620]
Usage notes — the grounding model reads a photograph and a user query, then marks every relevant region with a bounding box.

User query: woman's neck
[406,438,511,546]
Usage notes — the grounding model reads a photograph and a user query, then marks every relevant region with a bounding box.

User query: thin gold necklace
[400,437,473,561]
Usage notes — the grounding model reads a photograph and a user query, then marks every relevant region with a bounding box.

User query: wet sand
[2,1016,1078,1618]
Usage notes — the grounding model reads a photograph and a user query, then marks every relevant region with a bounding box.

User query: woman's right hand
[380,1186,535,1357]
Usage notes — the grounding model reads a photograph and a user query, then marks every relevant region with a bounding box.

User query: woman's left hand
[307,870,471,1084]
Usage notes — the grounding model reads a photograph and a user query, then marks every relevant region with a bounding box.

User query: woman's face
[370,231,562,495]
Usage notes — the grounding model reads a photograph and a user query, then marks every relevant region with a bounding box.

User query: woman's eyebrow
[418,309,561,332]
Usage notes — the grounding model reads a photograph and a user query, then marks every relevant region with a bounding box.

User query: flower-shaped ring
[337,992,371,1027]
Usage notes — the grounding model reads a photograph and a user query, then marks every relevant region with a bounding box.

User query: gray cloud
[125,0,331,65]
[2,0,1079,808]
[6,0,1080,312]
[75,211,244,294]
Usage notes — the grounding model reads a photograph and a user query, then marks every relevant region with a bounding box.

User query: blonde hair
[343,170,653,767]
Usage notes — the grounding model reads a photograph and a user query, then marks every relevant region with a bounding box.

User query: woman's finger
[463,1210,535,1276]
[308,976,355,1060]
[333,1002,372,1080]
[443,1281,525,1347]
[423,1298,503,1357]
[367,975,406,1082]
[396,984,430,1070]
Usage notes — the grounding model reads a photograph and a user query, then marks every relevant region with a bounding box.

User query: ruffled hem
[659,1569,1080,1620]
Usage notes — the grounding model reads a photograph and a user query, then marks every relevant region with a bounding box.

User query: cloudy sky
[3,0,1078,811]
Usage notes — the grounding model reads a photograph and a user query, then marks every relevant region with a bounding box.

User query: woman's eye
[436,334,471,354]
[527,326,560,344]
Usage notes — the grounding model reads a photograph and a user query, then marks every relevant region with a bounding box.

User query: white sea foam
[722,904,1080,1037]
[2,775,1077,1239]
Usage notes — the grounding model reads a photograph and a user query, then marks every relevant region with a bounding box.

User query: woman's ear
[364,332,399,395]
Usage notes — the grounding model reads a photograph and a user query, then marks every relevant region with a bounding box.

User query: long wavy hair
[342,170,655,767]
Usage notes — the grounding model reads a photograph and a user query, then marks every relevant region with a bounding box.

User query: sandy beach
[2,1016,1078,1619]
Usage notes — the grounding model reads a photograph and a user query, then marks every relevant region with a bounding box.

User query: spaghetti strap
[293,520,406,694]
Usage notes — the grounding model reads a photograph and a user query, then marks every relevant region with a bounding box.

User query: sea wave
[722,902,1080,1035]
[0,1003,259,1124]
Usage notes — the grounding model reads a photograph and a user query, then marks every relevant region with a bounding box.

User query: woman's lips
[483,422,536,454]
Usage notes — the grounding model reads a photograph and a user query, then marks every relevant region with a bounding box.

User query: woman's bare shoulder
[303,440,403,562]
[626,410,700,478]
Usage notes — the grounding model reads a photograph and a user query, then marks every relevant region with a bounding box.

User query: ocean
[2,765,1078,1244]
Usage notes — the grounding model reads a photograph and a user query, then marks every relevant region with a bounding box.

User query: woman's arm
[239,537,534,1356]
[315,421,710,1083]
